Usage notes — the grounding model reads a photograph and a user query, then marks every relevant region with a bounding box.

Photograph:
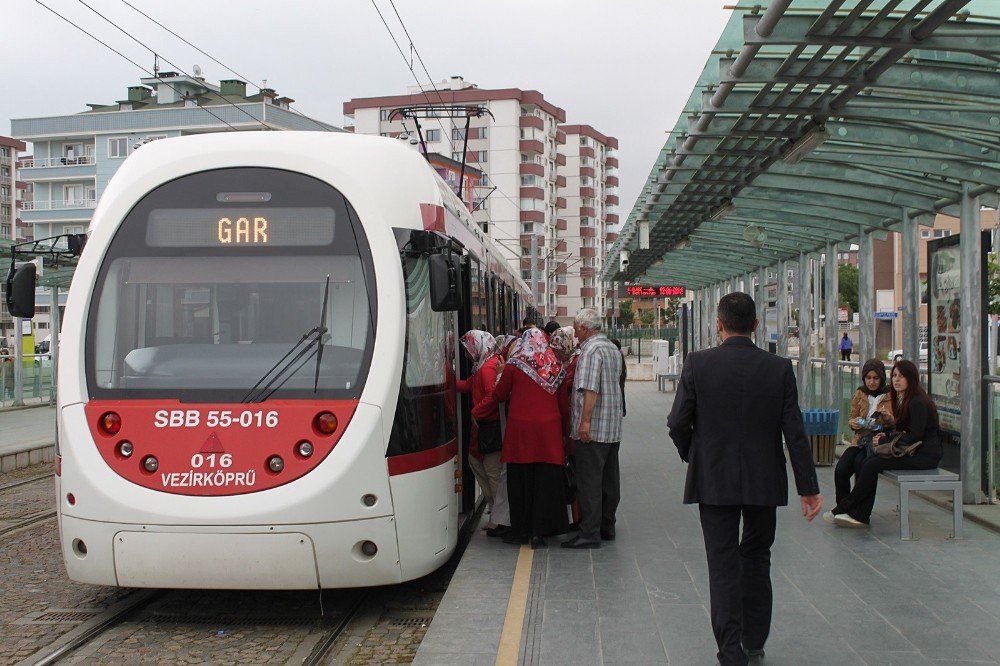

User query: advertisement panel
[926,231,990,435]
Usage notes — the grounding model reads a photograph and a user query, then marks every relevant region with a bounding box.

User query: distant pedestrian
[840,332,853,361]
[562,308,624,549]
[473,329,568,548]
[667,292,821,666]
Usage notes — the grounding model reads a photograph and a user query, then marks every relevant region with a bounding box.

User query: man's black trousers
[698,504,777,666]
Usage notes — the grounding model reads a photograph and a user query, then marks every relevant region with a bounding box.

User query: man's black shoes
[560,536,601,549]
[745,648,765,664]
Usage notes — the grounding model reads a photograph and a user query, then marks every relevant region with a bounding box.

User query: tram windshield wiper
[241,275,331,403]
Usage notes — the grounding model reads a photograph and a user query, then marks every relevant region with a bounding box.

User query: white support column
[757,266,768,349]
[777,260,789,357]
[13,316,24,406]
[960,183,985,504]
[858,230,875,364]
[823,244,840,408]
[813,257,822,344]
[901,210,921,363]
[798,252,812,407]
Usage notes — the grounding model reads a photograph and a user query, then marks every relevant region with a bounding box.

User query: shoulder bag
[872,431,922,459]
[477,420,503,454]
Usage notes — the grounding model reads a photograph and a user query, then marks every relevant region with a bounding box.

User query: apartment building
[556,125,619,322]
[9,73,334,336]
[345,77,623,322]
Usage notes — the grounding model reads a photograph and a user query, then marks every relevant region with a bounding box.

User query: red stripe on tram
[387,439,458,476]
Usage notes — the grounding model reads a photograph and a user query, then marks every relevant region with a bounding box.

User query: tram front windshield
[86,168,375,402]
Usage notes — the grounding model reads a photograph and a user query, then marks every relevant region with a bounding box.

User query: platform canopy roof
[604,0,1000,289]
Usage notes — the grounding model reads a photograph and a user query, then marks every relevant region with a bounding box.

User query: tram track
[0,473,54,493]
[0,509,57,538]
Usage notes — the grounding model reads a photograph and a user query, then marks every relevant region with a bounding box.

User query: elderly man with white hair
[561,308,624,549]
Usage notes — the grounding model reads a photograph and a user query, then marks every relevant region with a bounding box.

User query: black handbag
[563,460,578,503]
[477,420,502,454]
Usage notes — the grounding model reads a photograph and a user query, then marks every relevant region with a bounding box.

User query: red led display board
[625,285,686,297]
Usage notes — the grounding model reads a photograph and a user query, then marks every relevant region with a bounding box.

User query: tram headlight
[297,441,314,458]
[142,455,159,472]
[119,441,134,458]
[314,411,338,436]
[268,455,285,473]
[99,412,122,435]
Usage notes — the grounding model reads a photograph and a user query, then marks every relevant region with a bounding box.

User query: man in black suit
[667,292,822,666]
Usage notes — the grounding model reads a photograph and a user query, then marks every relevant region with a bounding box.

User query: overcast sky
[3,0,731,212]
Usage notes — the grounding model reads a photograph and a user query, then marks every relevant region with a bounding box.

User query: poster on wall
[926,231,991,435]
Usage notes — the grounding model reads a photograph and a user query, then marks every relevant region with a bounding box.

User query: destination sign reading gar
[626,285,686,297]
[146,207,336,247]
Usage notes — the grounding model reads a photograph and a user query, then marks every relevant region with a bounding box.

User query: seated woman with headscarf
[834,358,895,508]
[473,328,568,548]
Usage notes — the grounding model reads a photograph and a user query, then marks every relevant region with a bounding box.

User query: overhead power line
[75,0,274,130]
[118,0,334,132]
[34,0,240,131]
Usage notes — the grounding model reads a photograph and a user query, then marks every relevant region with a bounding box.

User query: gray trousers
[572,440,621,541]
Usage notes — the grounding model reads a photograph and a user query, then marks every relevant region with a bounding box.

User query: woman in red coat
[456,331,503,528]
[474,328,568,548]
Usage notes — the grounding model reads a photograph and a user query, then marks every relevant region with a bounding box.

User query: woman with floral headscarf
[549,326,580,439]
[456,330,504,528]
[473,328,568,548]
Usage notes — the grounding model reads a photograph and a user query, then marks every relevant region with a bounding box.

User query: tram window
[387,254,457,456]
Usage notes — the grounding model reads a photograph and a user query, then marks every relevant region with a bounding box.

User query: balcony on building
[605,232,619,243]
[580,266,596,278]
[20,197,97,222]
[606,157,619,168]
[557,284,568,296]
[580,166,596,178]
[556,175,566,187]
[519,139,544,154]
[520,162,544,177]
[580,186,595,198]
[556,218,567,231]
[556,154,566,166]
[520,210,545,223]
[556,240,567,252]
[580,226,597,238]
[605,288,615,297]
[580,247,597,258]
[606,213,620,224]
[580,287,596,297]
[606,175,619,187]
[580,146,595,159]
[519,115,544,130]
[520,186,545,200]
[557,306,568,317]
[555,130,566,145]
[580,206,596,217]
[556,196,567,209]
[18,154,97,180]
[606,194,620,206]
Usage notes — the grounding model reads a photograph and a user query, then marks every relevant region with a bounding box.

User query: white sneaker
[833,513,868,528]
[822,510,836,524]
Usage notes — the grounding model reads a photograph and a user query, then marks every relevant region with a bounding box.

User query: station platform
[414,381,1000,666]
[0,404,56,472]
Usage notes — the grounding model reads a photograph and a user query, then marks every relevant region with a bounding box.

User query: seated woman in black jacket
[825,359,942,528]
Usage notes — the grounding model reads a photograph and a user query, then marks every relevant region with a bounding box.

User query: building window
[108,137,128,158]
[452,128,466,141]
[477,151,488,163]
[933,229,951,238]
[380,109,391,121]
[521,175,537,187]
[426,129,440,142]
[452,151,464,162]
[522,270,532,281]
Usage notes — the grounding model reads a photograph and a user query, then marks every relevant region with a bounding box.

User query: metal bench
[880,469,963,540]
[657,374,679,392]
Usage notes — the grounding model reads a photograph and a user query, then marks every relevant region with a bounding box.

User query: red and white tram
[20,132,532,588]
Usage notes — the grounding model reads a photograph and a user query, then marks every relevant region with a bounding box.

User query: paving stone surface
[415,381,1000,665]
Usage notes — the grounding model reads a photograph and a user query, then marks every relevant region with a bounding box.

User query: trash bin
[801,408,839,466]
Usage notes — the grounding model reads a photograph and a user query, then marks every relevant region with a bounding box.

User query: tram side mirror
[429,253,462,312]
[6,263,37,319]
[67,233,87,256]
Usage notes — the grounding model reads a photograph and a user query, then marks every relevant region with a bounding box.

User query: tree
[989,255,1000,316]
[618,298,635,327]
[640,308,655,327]
[661,297,681,326]
[838,262,859,314]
